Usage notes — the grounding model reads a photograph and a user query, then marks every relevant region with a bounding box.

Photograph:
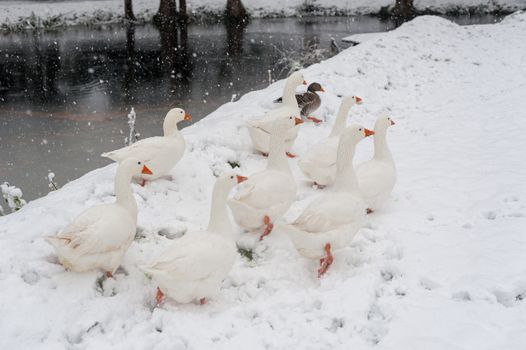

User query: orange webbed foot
[286,152,297,158]
[307,116,323,124]
[259,215,274,241]
[155,287,165,306]
[317,243,334,278]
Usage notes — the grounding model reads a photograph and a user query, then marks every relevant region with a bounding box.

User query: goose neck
[282,80,299,107]
[115,167,138,220]
[163,120,182,137]
[330,102,353,138]
[374,129,392,161]
[206,183,234,237]
[267,127,291,174]
[333,142,360,194]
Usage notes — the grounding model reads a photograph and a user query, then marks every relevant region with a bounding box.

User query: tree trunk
[154,0,177,26]
[124,0,136,21]
[392,0,415,21]
[179,0,187,23]
[226,0,248,23]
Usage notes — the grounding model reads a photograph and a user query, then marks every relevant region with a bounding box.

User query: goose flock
[45,71,396,306]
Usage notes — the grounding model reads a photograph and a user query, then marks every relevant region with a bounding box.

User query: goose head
[341,124,374,147]
[341,95,362,108]
[307,82,325,93]
[329,95,363,137]
[219,172,248,189]
[375,116,396,132]
[288,71,307,87]
[272,115,304,135]
[163,108,192,135]
[119,157,153,177]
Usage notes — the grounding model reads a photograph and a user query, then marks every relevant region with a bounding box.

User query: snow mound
[1,13,526,349]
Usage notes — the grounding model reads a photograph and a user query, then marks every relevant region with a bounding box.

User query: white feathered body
[45,204,136,272]
[228,169,296,230]
[356,159,396,210]
[247,105,301,154]
[298,136,339,186]
[282,192,366,259]
[143,231,237,303]
[102,136,185,181]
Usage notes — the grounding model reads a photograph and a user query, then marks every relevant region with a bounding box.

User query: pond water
[0,14,501,203]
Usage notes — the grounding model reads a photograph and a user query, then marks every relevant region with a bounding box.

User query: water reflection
[0,15,501,201]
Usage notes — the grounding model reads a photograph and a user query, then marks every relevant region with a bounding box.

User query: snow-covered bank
[2,12,526,349]
[1,0,525,30]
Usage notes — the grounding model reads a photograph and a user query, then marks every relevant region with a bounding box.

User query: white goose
[247,71,306,156]
[280,125,372,277]
[142,172,247,305]
[298,95,363,187]
[229,116,303,240]
[102,108,191,186]
[356,116,396,213]
[45,158,152,275]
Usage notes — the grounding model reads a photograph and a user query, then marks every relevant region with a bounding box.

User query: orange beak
[364,128,375,137]
[302,80,307,85]
[320,87,326,92]
[355,96,363,104]
[390,119,395,126]
[184,113,192,121]
[142,165,153,175]
[236,175,248,184]
[294,117,304,125]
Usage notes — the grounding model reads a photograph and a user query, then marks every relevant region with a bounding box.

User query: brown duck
[274,82,325,123]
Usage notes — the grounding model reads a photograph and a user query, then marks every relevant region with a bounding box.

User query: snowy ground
[1,0,525,29]
[1,12,526,349]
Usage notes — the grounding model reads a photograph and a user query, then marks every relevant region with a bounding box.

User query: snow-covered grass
[1,182,27,213]
[1,0,525,30]
[1,12,526,349]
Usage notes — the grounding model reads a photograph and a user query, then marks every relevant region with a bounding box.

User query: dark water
[0,15,501,203]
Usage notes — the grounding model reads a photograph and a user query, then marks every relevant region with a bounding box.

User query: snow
[0,0,525,29]
[342,32,381,44]
[2,12,526,349]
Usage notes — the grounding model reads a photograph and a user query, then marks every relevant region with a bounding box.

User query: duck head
[307,82,325,93]
[163,108,192,135]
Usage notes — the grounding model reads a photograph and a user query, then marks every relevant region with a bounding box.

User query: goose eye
[359,128,362,131]
[230,176,234,179]
[137,161,141,165]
